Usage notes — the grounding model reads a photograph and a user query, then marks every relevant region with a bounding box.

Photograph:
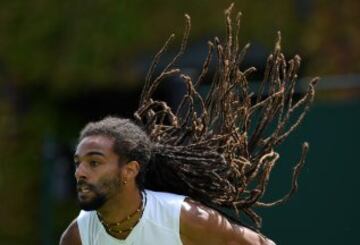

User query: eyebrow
[74,151,106,159]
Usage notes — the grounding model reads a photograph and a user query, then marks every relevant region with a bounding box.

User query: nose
[74,162,88,180]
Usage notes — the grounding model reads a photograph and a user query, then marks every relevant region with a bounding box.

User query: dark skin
[60,135,275,245]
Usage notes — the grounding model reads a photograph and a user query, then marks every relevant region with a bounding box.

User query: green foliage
[0,0,302,92]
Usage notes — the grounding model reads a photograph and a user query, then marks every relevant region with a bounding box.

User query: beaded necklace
[97,192,147,234]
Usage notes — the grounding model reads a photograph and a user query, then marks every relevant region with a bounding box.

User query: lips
[78,186,91,193]
[77,183,93,194]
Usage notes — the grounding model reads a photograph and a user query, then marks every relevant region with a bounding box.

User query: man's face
[74,135,123,211]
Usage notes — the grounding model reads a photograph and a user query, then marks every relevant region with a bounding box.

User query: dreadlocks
[134,3,319,230]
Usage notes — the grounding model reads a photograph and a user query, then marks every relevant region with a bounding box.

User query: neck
[97,186,143,224]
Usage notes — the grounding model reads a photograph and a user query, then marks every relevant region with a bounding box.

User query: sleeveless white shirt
[77,190,186,245]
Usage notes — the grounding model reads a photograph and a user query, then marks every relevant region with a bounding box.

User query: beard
[78,190,107,211]
[76,177,121,211]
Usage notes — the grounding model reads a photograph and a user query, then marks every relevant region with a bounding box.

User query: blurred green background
[0,0,359,244]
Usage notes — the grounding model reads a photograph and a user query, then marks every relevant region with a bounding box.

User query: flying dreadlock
[134,3,319,230]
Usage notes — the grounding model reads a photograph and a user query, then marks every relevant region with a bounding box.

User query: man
[61,4,317,244]
[60,117,275,245]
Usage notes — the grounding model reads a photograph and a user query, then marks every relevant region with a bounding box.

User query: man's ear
[122,161,140,181]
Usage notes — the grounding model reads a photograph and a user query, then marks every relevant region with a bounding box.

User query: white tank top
[77,190,186,245]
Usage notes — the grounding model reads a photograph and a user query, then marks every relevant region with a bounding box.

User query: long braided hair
[135,3,319,229]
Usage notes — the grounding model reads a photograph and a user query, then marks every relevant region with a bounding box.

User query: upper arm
[59,219,82,245]
[180,198,275,245]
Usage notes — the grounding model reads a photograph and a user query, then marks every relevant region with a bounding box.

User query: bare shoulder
[180,198,275,245]
[59,219,82,245]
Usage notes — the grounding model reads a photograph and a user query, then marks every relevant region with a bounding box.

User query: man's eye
[74,161,80,168]
[89,160,99,167]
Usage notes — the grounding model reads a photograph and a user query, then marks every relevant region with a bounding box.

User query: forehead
[75,135,115,156]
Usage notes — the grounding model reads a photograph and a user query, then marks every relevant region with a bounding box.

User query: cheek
[96,173,122,193]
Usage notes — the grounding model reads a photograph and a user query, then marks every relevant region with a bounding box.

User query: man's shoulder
[180,198,220,232]
[59,219,81,245]
[179,199,276,245]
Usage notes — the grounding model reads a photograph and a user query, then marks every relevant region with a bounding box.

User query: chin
[78,194,106,211]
